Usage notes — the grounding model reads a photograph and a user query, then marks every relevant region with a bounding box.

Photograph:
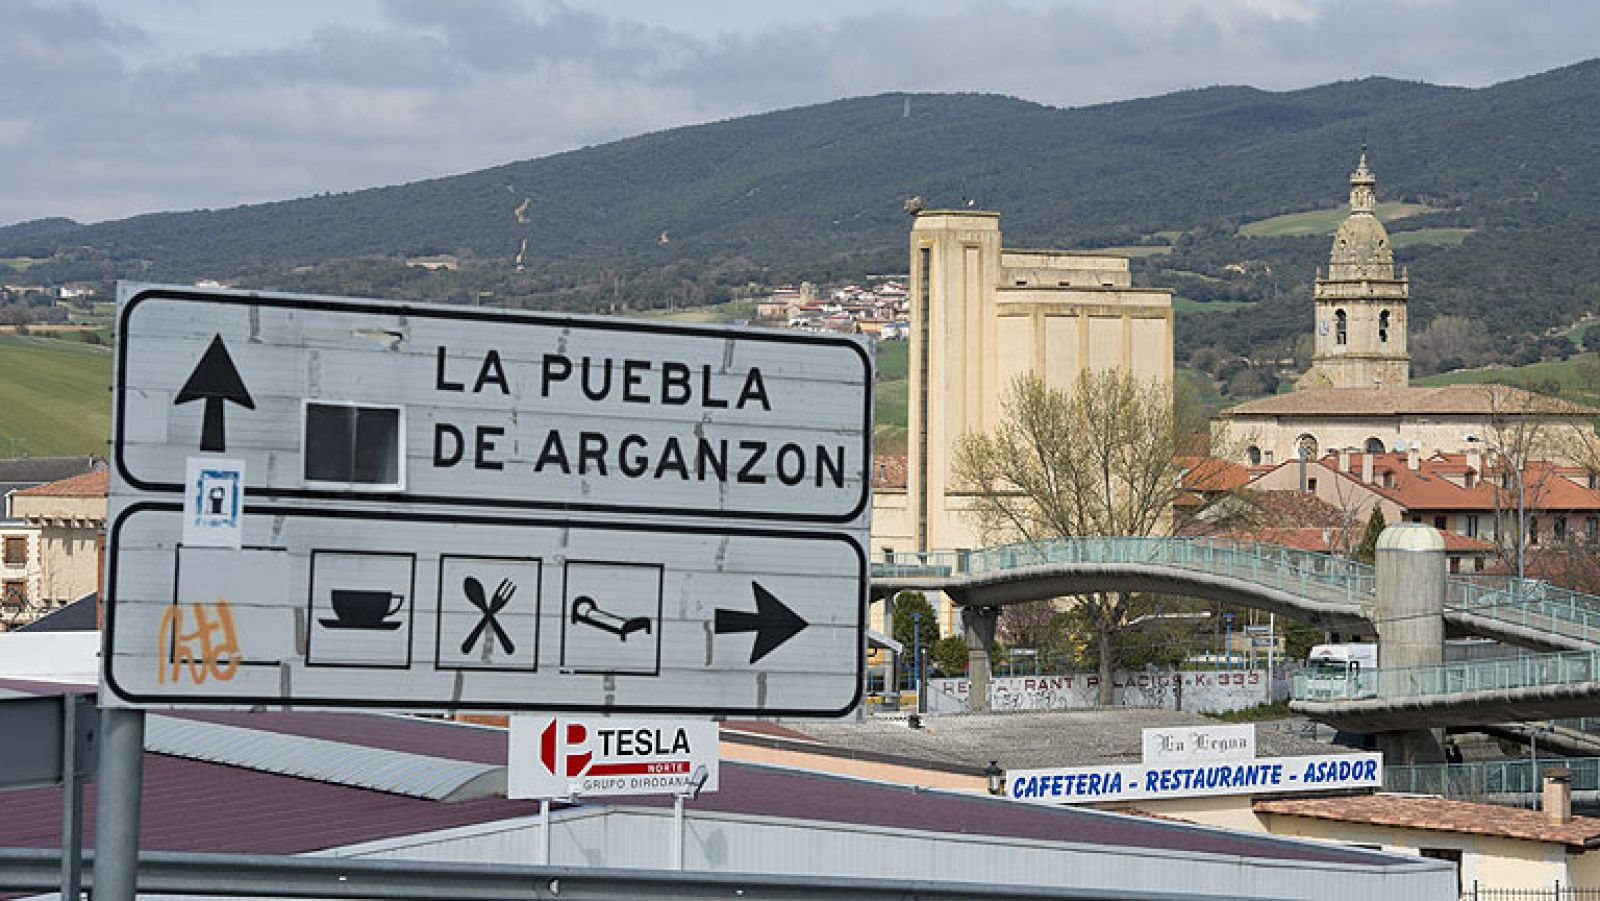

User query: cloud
[0,0,1595,226]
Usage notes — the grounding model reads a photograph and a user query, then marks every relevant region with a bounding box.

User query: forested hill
[5,59,1600,367]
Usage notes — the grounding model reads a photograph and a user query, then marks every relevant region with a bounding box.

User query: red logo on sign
[540,720,593,777]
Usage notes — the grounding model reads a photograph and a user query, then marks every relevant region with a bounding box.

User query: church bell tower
[1300,148,1411,390]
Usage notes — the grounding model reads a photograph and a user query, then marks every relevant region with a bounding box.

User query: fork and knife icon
[461,577,516,655]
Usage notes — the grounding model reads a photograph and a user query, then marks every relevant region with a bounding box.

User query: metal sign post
[103,284,872,717]
[90,707,145,901]
[0,694,99,900]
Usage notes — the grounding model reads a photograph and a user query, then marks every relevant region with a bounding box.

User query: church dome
[1326,149,1395,281]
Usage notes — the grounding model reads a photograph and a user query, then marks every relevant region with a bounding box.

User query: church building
[1213,150,1596,467]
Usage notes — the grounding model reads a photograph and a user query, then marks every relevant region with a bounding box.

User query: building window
[1378,310,1390,343]
[1297,434,1319,458]
[1529,517,1540,545]
[1434,515,1447,531]
[1465,515,1479,538]
[1556,516,1568,542]
[1,537,25,567]
[1334,309,1348,345]
[1588,517,1599,542]
[1246,446,1262,466]
[1474,556,1485,572]
[1,580,25,610]
[1449,557,1461,574]
[1464,471,1476,489]
[1307,478,1318,492]
[1382,472,1395,488]
[1364,437,1385,454]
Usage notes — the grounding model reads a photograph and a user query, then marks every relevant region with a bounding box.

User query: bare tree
[955,369,1185,703]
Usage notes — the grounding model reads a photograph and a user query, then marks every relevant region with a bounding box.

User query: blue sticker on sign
[192,468,241,529]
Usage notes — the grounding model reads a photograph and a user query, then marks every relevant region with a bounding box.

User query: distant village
[753,278,910,339]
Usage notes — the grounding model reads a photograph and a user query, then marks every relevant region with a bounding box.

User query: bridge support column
[1374,523,1447,765]
[964,605,1001,713]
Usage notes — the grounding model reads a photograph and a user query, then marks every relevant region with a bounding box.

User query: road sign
[105,284,872,716]
[508,715,719,798]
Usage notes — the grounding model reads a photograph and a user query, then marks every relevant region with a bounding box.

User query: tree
[1354,508,1386,564]
[931,635,969,677]
[954,369,1187,703]
[891,591,939,662]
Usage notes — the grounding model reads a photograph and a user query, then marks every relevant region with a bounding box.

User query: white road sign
[104,284,871,716]
[508,715,719,798]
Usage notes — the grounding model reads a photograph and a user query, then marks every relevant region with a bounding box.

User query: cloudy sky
[4,0,1597,227]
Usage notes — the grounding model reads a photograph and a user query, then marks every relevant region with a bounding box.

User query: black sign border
[115,286,873,524]
[102,501,867,717]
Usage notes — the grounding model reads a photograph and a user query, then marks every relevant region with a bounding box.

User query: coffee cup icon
[324,589,406,630]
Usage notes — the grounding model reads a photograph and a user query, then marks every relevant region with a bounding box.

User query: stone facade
[6,471,106,615]
[1299,150,1410,390]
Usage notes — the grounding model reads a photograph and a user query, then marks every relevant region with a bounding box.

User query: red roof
[1256,793,1600,849]
[11,470,107,498]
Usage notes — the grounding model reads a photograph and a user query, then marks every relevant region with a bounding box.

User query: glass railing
[1386,756,1598,797]
[873,537,1377,606]
[1291,649,1600,702]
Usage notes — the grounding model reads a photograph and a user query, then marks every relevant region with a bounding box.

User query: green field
[0,332,113,457]
[1414,353,1600,408]
[630,298,763,323]
[1391,228,1474,249]
[1239,202,1438,237]
[874,339,909,451]
[1173,297,1253,314]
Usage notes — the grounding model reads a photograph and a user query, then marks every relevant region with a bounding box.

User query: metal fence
[1291,649,1600,702]
[1386,756,1598,797]
[1463,882,1600,900]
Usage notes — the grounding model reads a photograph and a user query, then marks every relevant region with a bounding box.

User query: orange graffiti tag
[157,600,243,684]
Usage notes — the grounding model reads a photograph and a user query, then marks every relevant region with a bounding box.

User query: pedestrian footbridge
[868,537,1600,734]
[870,537,1600,652]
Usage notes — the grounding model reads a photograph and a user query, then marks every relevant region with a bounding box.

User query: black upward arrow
[174,334,254,453]
[715,582,808,665]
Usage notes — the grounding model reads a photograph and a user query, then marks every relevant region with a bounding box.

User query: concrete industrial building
[871,211,1173,630]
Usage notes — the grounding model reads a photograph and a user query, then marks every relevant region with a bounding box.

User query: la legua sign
[103,285,871,716]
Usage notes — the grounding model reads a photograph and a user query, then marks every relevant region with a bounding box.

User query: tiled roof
[873,454,907,489]
[0,456,103,484]
[12,469,108,498]
[1225,385,1596,417]
[1178,457,1252,493]
[1255,793,1600,849]
[1309,453,1600,513]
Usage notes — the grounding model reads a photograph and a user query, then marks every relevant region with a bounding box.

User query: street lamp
[1223,611,1235,670]
[1465,435,1525,588]
[985,759,1005,796]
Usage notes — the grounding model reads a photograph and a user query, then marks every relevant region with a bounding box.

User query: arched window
[1297,434,1319,458]
[1246,446,1262,466]
[1335,309,1348,346]
[1364,437,1385,454]
[1378,310,1390,344]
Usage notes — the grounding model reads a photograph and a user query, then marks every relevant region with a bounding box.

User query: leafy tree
[955,370,1187,703]
[1354,508,1386,564]
[890,591,939,661]
[931,635,969,677]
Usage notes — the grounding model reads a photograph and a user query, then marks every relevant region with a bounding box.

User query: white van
[1303,643,1377,700]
